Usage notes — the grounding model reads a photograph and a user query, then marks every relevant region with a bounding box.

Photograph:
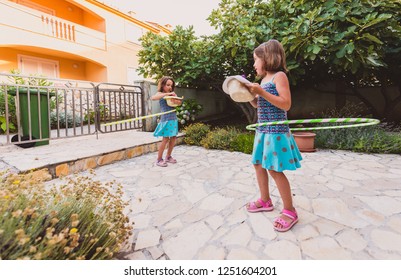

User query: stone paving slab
[44,145,401,260]
[0,130,183,177]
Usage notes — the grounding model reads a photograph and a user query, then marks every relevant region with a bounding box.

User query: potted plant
[292,131,316,152]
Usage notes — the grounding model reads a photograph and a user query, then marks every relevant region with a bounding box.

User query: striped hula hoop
[102,109,176,127]
[246,118,380,131]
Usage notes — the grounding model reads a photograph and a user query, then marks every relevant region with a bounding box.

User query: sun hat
[222,75,254,102]
[164,96,184,107]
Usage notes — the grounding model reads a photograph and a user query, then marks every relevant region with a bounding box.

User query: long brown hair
[254,39,288,73]
[157,76,175,92]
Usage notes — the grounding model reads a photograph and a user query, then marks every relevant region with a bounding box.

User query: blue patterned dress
[153,98,178,138]
[251,76,302,171]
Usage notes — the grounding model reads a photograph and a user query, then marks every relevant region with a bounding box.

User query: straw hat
[164,96,183,107]
[222,75,254,102]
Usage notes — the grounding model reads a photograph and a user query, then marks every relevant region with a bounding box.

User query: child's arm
[151,91,177,101]
[249,95,258,108]
[245,72,291,111]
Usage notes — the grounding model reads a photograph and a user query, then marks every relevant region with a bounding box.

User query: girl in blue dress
[151,76,179,167]
[244,40,303,232]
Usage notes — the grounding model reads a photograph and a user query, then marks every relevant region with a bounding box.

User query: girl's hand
[244,83,262,97]
[165,91,177,97]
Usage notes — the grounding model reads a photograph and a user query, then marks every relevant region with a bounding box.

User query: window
[18,55,59,78]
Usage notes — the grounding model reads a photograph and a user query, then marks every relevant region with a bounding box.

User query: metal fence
[96,83,144,133]
[0,73,143,148]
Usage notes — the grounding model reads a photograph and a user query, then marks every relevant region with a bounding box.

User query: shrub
[231,132,255,154]
[183,122,211,145]
[84,103,109,124]
[0,90,17,133]
[312,102,401,154]
[0,171,132,260]
[50,111,82,129]
[201,127,240,150]
[184,123,255,153]
[315,125,401,154]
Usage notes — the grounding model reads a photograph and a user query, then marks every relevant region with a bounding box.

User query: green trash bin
[9,87,52,147]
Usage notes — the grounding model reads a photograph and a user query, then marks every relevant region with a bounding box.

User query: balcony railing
[41,15,76,42]
[0,1,106,50]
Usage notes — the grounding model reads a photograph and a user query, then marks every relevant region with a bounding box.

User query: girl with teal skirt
[151,76,179,167]
[244,40,303,232]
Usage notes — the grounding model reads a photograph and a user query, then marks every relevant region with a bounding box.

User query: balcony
[0,1,106,51]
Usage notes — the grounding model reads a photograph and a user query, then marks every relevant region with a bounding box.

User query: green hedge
[184,123,254,154]
[184,122,401,155]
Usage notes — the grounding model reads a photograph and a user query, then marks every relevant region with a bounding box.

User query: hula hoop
[102,109,176,127]
[246,118,380,131]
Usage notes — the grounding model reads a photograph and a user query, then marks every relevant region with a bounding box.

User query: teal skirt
[251,131,302,172]
[153,120,178,138]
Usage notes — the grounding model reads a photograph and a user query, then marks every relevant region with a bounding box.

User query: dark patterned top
[256,80,289,134]
[159,98,177,122]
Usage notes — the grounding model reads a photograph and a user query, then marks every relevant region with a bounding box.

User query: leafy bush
[0,90,17,133]
[0,171,132,260]
[183,123,211,145]
[84,103,109,124]
[312,102,401,154]
[200,127,240,150]
[176,98,203,126]
[184,123,256,153]
[315,125,401,154]
[50,111,82,129]
[231,132,255,154]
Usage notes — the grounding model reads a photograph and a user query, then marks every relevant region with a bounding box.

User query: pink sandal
[165,156,177,164]
[246,198,274,213]
[273,209,298,232]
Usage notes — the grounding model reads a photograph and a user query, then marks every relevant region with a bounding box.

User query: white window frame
[18,54,60,78]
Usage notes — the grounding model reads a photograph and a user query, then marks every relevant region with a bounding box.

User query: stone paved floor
[46,145,401,260]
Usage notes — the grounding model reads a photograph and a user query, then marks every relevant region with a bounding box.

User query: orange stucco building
[0,0,171,83]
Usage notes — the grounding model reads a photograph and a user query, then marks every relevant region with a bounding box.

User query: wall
[0,48,18,71]
[289,86,401,121]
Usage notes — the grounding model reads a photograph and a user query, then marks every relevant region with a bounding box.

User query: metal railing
[0,73,143,147]
[96,83,144,133]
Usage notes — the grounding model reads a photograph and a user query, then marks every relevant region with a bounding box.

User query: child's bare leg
[252,164,271,205]
[269,170,296,228]
[166,136,176,157]
[157,137,169,160]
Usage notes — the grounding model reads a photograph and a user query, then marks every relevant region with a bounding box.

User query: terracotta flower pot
[293,132,316,152]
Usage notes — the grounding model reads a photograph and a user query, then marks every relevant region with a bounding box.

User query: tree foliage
[138,26,226,89]
[138,0,401,121]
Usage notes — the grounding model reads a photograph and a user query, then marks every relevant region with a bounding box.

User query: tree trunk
[350,87,380,117]
[212,84,257,124]
[236,102,257,124]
